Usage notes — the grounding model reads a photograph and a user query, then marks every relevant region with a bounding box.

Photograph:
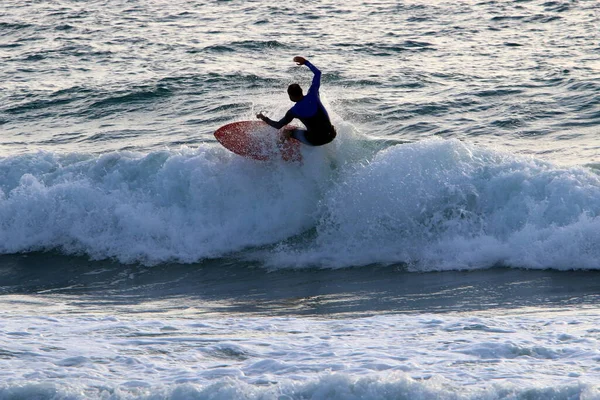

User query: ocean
[1,0,600,398]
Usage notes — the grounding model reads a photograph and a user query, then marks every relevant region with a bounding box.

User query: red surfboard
[214,121,302,162]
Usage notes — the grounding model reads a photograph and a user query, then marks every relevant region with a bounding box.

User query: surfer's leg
[303,127,336,146]
[289,129,314,146]
[279,126,295,145]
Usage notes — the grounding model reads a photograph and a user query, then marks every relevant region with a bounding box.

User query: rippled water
[2,0,599,161]
[2,1,600,399]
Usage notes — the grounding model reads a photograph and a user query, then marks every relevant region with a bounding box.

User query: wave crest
[1,139,600,270]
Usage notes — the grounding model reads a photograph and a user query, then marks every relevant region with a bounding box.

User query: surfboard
[214,121,302,162]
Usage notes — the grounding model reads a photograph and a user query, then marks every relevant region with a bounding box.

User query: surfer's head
[287,84,303,102]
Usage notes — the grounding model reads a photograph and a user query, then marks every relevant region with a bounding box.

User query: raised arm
[293,56,321,94]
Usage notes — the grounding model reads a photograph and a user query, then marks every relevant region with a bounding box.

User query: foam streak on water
[1,301,600,400]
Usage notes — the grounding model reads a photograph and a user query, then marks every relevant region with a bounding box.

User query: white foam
[1,308,600,399]
[3,377,597,400]
[267,139,600,270]
[0,146,329,264]
[1,138,600,269]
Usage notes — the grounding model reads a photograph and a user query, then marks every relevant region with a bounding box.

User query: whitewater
[1,0,600,399]
[1,136,600,270]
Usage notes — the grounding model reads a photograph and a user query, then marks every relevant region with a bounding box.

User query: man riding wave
[257,56,336,146]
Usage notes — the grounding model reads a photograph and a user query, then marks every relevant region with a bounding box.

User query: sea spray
[1,139,600,269]
[267,139,600,270]
[0,146,326,264]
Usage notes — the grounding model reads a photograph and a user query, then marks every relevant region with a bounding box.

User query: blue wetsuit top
[262,61,336,146]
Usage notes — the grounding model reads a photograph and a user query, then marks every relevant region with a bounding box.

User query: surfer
[256,56,336,146]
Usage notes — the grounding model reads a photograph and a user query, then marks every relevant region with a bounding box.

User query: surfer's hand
[256,113,266,120]
[293,56,306,65]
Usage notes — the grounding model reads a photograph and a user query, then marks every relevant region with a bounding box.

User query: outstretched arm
[293,56,321,94]
[257,110,294,130]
